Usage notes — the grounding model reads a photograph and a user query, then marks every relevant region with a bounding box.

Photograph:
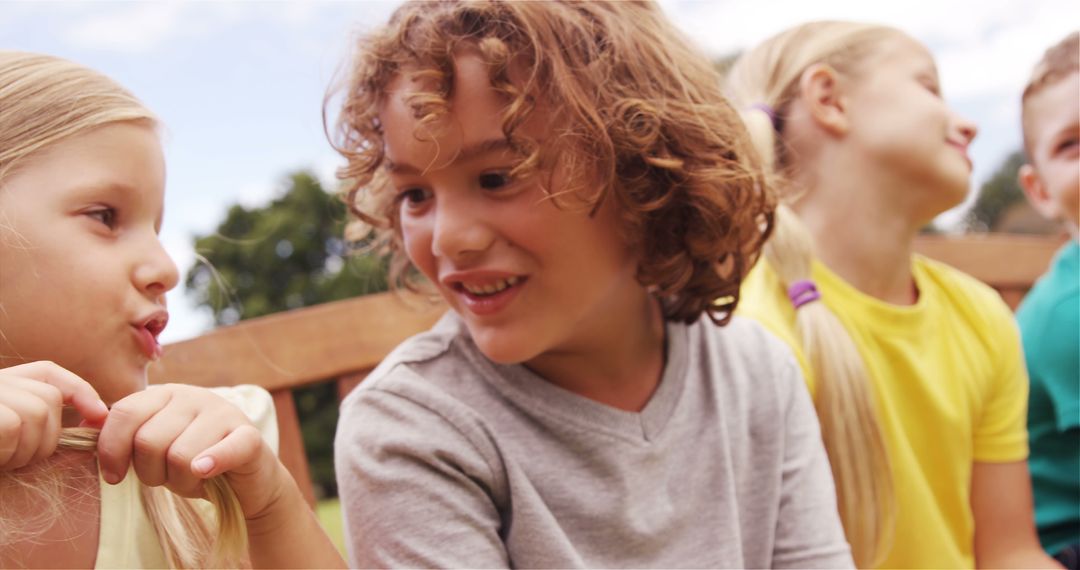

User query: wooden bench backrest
[148,233,1064,506]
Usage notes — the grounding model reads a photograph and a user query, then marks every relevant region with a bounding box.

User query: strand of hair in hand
[57,426,250,569]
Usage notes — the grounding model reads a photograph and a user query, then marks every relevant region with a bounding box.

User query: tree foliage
[964,150,1027,232]
[186,170,387,497]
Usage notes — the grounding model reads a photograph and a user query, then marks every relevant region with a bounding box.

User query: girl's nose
[134,237,180,298]
[955,115,978,145]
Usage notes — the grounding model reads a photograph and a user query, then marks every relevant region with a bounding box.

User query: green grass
[315,498,347,557]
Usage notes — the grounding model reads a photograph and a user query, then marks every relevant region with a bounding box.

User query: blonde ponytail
[765,207,895,567]
[727,22,900,568]
[62,428,249,569]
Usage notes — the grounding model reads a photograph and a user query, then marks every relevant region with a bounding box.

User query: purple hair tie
[788,280,821,309]
[748,103,781,132]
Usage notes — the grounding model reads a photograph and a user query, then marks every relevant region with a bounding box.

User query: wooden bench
[147,233,1065,507]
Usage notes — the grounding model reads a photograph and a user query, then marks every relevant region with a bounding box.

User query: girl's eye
[478,171,512,190]
[86,207,118,229]
[917,75,941,97]
[1055,137,1079,155]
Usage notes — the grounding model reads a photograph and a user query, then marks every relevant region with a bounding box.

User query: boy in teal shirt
[1016,31,1080,568]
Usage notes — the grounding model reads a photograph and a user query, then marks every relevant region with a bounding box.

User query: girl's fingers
[0,404,19,466]
[156,413,233,496]
[0,380,56,470]
[96,388,172,484]
[0,361,105,470]
[128,403,198,488]
[4,361,107,423]
[190,424,264,479]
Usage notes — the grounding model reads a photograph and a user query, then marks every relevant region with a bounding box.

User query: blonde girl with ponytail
[728,22,1060,568]
[0,51,344,569]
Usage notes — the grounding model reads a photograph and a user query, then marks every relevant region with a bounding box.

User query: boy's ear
[1018,163,1057,219]
[798,63,848,136]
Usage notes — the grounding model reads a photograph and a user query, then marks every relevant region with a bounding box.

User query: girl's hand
[0,361,110,471]
[95,383,289,520]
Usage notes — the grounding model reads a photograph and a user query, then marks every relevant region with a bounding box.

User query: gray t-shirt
[335,312,852,569]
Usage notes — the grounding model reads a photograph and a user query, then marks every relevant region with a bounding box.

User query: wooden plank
[272,390,317,508]
[913,234,1062,288]
[999,289,1028,311]
[149,291,444,390]
[337,371,370,402]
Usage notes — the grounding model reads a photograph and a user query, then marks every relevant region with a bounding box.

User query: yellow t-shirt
[739,255,1029,569]
[95,385,278,569]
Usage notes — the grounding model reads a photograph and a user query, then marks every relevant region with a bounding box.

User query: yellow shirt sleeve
[972,312,1031,462]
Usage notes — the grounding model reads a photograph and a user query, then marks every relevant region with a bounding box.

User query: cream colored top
[95,385,278,569]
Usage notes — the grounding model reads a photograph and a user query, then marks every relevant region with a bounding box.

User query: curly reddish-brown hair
[328,0,774,324]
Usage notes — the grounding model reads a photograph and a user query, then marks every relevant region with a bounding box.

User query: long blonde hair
[0,51,247,568]
[726,22,898,568]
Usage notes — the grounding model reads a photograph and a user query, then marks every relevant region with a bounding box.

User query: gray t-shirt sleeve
[335,380,509,569]
[771,359,854,569]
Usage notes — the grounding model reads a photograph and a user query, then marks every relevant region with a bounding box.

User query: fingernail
[102,468,120,485]
[94,399,109,416]
[192,456,215,476]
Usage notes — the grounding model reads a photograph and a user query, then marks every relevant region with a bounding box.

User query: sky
[3,0,1077,343]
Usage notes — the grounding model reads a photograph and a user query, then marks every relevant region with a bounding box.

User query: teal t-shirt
[1018,239,1080,556]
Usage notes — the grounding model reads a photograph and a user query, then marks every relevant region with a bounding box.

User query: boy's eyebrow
[386,138,514,175]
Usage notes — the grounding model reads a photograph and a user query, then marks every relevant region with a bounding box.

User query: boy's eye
[86,207,118,229]
[478,171,512,190]
[396,187,432,208]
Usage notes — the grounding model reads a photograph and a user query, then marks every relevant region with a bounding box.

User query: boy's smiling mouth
[442,272,528,315]
[458,276,522,296]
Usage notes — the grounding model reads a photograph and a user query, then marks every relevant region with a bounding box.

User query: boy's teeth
[463,276,519,296]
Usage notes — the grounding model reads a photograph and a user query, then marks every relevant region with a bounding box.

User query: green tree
[187,170,387,497]
[964,150,1026,232]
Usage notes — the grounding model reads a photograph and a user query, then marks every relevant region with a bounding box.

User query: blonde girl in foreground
[0,51,344,569]
[728,21,1061,568]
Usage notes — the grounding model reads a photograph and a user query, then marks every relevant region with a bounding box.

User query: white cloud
[66,2,188,52]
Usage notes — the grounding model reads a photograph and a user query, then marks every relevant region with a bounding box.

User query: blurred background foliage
[186,170,387,498]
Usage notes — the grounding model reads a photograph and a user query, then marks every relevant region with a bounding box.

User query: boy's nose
[431,197,495,262]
